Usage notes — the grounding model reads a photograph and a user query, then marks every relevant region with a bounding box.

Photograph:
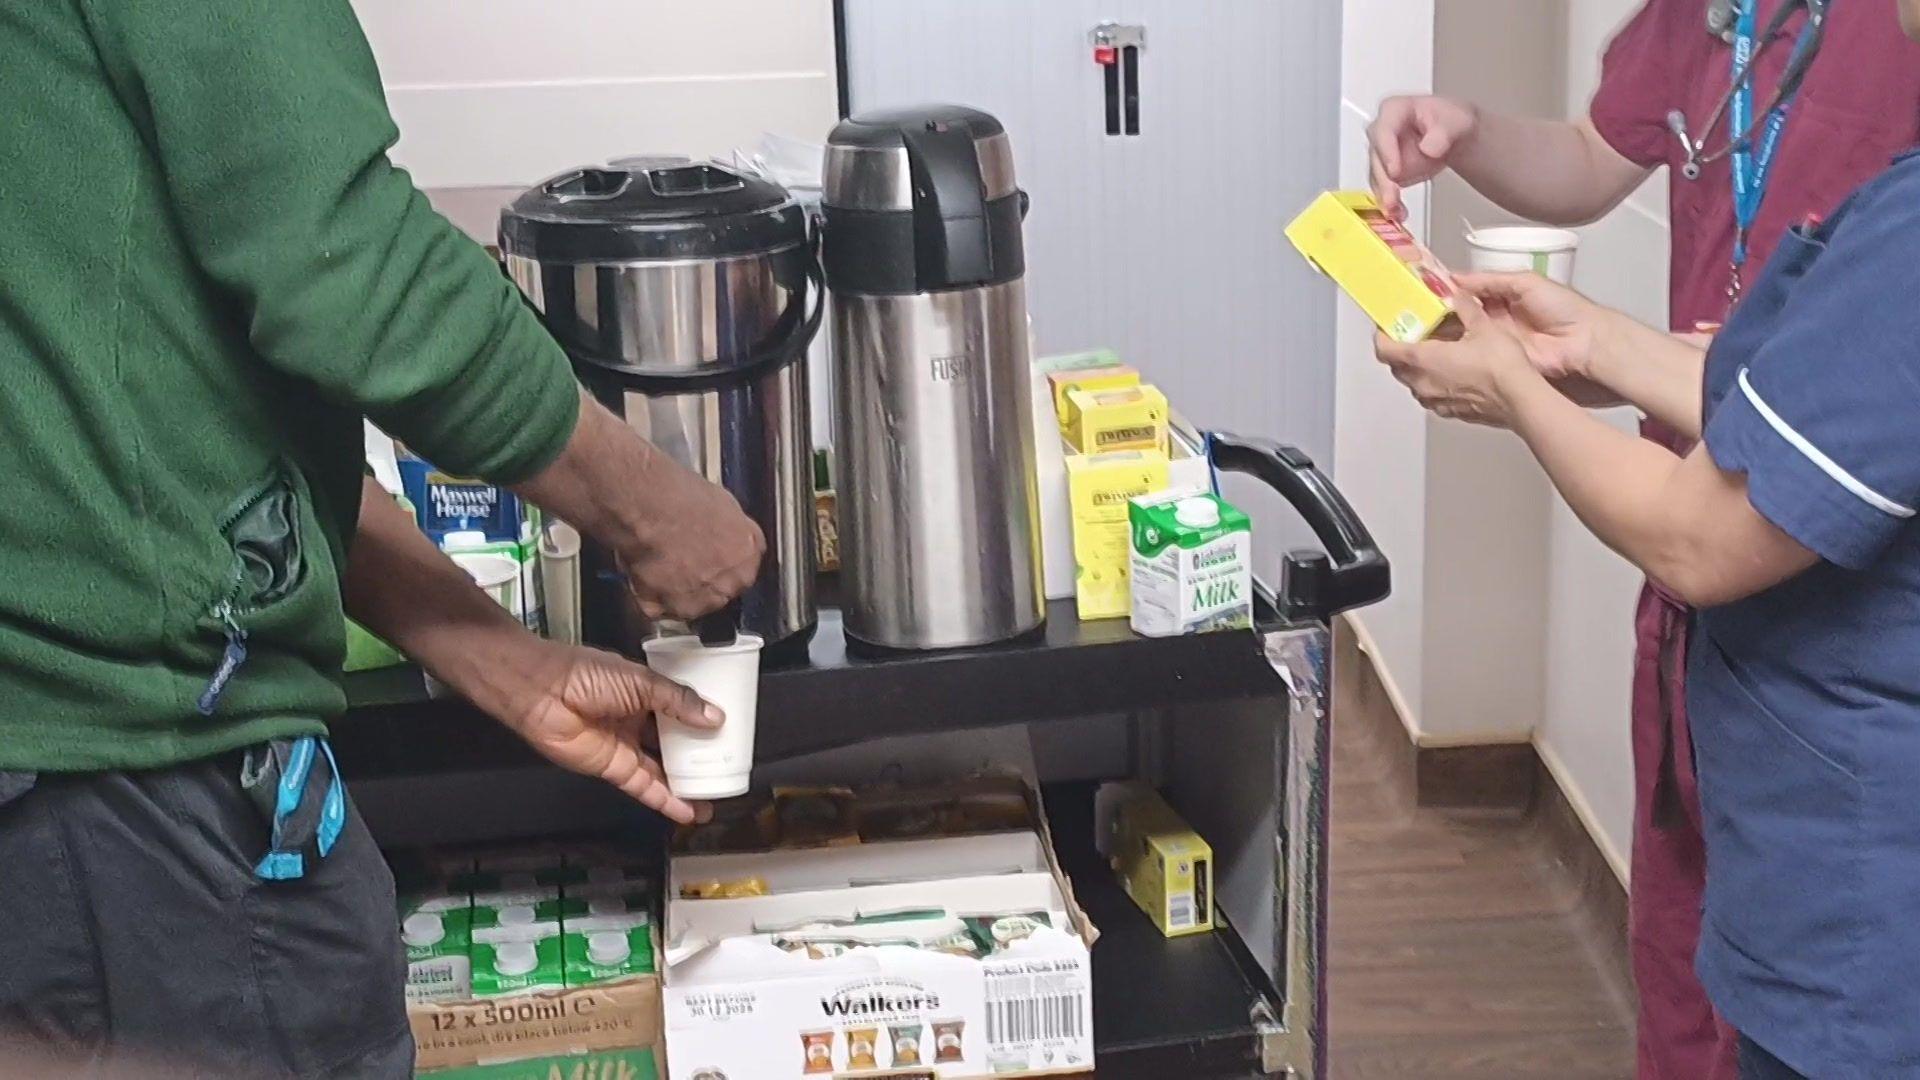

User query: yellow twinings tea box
[1048,364,1140,427]
[1066,449,1169,620]
[1285,190,1459,343]
[1101,782,1214,938]
[1063,384,1170,455]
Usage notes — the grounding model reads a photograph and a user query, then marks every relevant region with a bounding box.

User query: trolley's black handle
[1208,433,1391,623]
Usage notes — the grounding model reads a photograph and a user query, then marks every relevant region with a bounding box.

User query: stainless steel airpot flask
[500,158,821,662]
[821,105,1045,651]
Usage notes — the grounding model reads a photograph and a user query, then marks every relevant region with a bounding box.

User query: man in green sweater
[0,1,767,1075]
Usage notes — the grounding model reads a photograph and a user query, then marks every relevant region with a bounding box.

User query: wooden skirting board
[1333,615,1631,989]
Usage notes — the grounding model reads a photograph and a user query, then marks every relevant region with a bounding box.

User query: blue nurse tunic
[1694,149,1920,1076]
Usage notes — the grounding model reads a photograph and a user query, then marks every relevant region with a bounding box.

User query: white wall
[1333,0,1437,725]
[1417,0,1564,747]
[1532,0,1669,878]
[842,0,1341,577]
[349,0,839,188]
[1337,0,1563,748]
[1338,0,1661,875]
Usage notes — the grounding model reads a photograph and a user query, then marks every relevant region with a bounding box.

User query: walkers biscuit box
[662,825,1096,1078]
[1286,190,1459,342]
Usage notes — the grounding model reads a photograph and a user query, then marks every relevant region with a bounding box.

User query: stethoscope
[1666,0,1830,181]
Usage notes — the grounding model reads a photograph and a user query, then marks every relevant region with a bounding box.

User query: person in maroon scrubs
[1367,4,1920,1078]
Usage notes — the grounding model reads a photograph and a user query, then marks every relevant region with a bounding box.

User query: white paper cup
[427,553,525,699]
[449,552,521,612]
[1464,225,1579,284]
[641,633,764,800]
[539,521,583,645]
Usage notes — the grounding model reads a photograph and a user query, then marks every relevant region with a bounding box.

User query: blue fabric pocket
[1691,636,1862,1059]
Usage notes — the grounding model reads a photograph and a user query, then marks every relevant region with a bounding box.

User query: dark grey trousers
[0,755,413,1078]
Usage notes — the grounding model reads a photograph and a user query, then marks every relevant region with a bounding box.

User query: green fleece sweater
[0,0,580,770]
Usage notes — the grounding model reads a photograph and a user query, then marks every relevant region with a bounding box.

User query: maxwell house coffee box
[396,444,523,545]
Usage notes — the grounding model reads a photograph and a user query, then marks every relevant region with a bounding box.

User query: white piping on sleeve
[1737,368,1916,519]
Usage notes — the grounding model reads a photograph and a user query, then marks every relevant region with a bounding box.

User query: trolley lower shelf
[1045,782,1282,1079]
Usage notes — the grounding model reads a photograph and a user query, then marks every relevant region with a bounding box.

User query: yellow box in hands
[1063,384,1169,455]
[1285,190,1459,343]
[1066,449,1169,620]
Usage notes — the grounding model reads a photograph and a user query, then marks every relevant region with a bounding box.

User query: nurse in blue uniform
[1372,58,1920,1080]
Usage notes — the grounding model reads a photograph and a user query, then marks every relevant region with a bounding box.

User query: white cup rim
[450,552,521,590]
[641,632,766,659]
[1463,225,1580,254]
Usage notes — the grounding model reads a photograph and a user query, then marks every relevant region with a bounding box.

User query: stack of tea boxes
[400,847,656,1005]
[1044,351,1253,637]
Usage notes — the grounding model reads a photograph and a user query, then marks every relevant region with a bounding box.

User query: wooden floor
[1326,643,1638,1079]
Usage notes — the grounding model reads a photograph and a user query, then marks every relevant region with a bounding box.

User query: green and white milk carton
[401,901,473,1003]
[467,872,572,997]
[1128,492,1253,637]
[569,863,652,896]
[562,891,655,988]
[471,921,567,998]
[469,871,588,932]
[470,893,583,933]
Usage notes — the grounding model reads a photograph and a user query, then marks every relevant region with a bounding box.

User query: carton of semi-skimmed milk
[1128,492,1252,637]
[401,903,473,1003]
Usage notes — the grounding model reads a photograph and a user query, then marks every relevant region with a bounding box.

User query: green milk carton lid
[1130,492,1251,556]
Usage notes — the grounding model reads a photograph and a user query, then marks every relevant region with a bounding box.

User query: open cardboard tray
[662,783,1099,1079]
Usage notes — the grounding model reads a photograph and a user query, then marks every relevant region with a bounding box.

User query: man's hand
[499,639,721,825]
[515,392,765,623]
[619,453,766,622]
[1368,95,1480,219]
[344,477,724,824]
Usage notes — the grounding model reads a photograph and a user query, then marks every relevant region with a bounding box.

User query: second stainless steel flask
[822,105,1044,650]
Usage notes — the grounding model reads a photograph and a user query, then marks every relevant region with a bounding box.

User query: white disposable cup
[426,553,525,699]
[449,552,521,613]
[1464,225,1579,285]
[539,521,582,645]
[640,633,764,800]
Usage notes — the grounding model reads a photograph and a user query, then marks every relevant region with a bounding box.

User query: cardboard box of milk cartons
[1128,491,1252,637]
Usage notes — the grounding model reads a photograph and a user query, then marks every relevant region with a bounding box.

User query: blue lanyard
[1728,0,1822,268]
[254,736,347,881]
